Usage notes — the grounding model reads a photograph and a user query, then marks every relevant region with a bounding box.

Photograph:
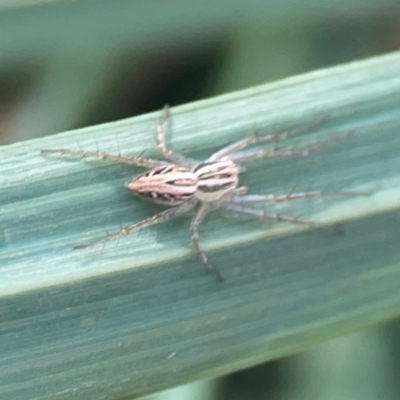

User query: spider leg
[190,204,224,282]
[74,201,196,249]
[208,115,330,161]
[156,105,197,168]
[224,204,341,233]
[41,148,166,169]
[233,186,248,196]
[232,190,367,204]
[227,132,352,164]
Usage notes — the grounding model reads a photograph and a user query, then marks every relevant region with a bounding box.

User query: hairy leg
[156,105,197,168]
[75,200,196,249]
[208,115,330,161]
[232,190,365,204]
[190,204,224,281]
[227,132,352,164]
[223,203,341,233]
[41,148,167,169]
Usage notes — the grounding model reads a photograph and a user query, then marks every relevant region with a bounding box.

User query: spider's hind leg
[74,200,196,249]
[41,148,168,169]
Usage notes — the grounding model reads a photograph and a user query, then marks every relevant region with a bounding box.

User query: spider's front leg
[75,200,196,249]
[208,115,330,161]
[156,105,197,169]
[227,131,353,164]
[232,190,366,204]
[190,204,224,282]
[223,203,342,233]
[227,190,368,232]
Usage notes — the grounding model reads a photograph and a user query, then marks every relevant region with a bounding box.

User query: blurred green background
[1,1,400,399]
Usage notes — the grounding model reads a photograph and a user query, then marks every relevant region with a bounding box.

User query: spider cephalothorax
[43,106,360,281]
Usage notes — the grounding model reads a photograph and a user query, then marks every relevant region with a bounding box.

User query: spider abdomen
[126,165,198,206]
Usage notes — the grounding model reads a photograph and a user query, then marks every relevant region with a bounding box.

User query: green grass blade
[1,51,400,399]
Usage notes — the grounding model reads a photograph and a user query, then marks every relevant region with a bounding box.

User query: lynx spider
[43,106,360,281]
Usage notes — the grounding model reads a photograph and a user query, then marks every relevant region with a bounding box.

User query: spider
[42,106,360,281]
